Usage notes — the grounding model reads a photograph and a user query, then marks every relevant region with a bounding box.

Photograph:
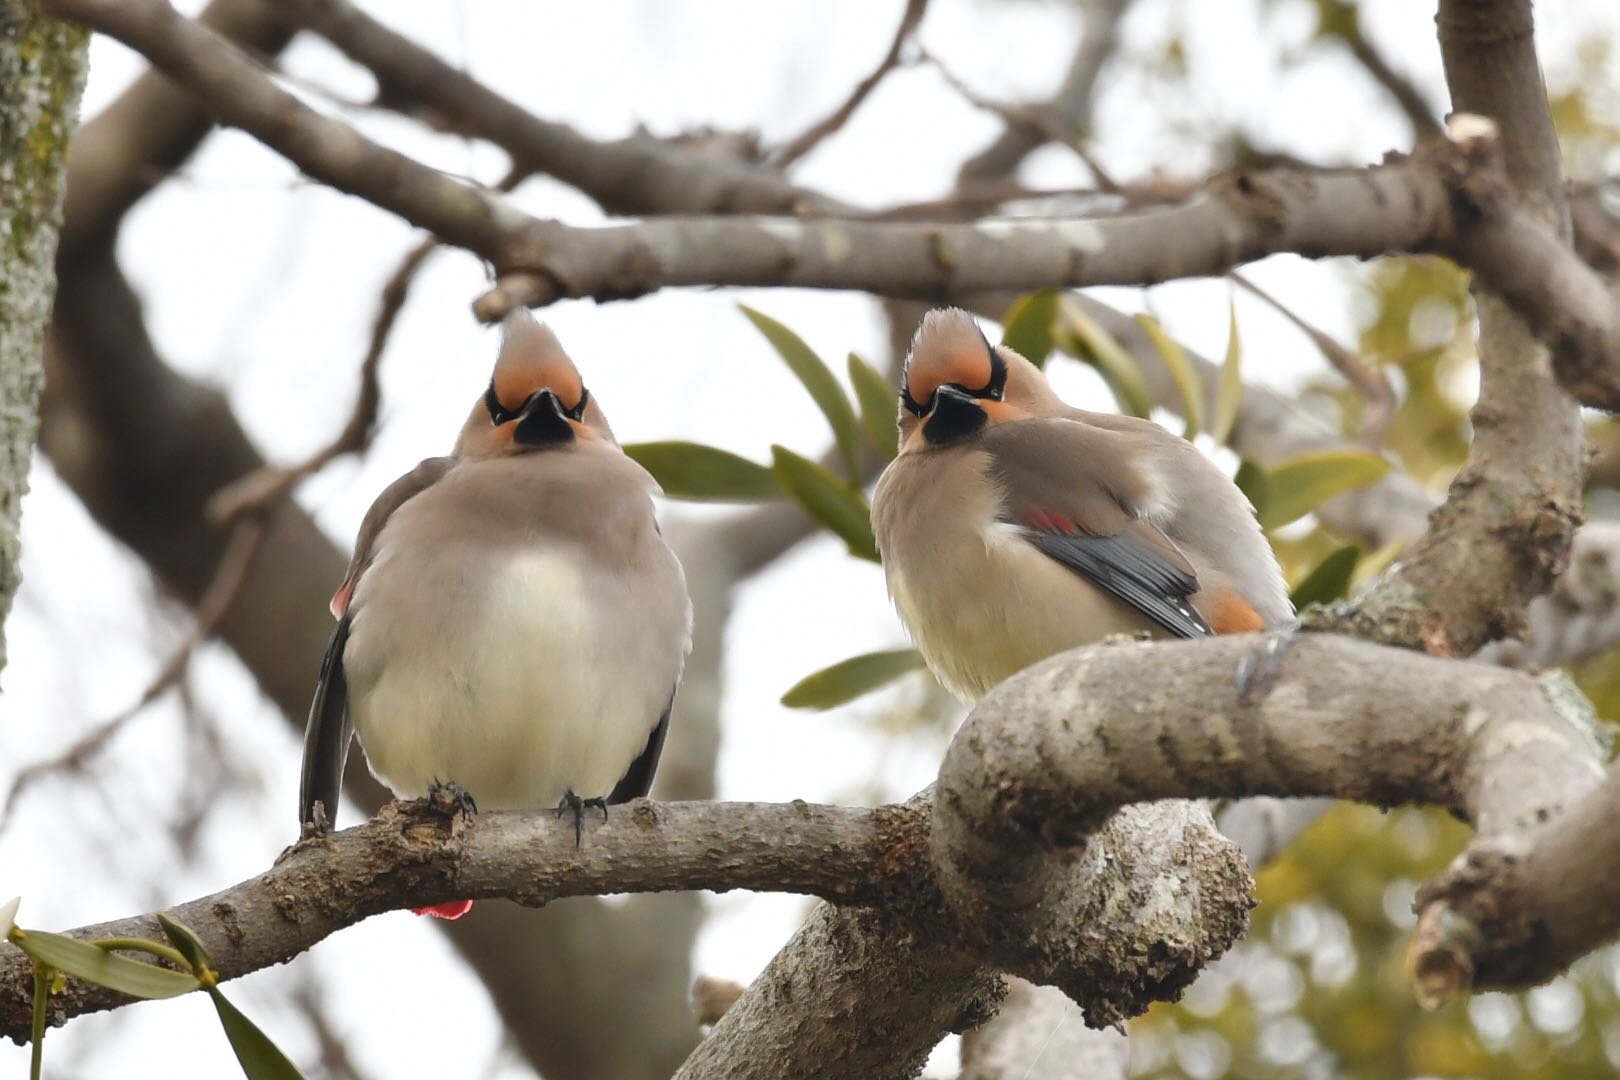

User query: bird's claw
[427,779,478,822]
[556,791,608,847]
[1234,622,1303,708]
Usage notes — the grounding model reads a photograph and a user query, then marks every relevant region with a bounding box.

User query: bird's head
[897,308,1053,452]
[456,311,615,458]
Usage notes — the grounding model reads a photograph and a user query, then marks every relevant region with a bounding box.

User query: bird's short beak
[922,383,987,446]
[513,388,575,447]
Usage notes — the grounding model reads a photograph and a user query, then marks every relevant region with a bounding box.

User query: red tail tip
[412,900,473,920]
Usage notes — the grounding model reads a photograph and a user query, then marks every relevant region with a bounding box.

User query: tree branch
[1323,0,1585,656]
[58,0,291,251]
[4,631,1608,1056]
[73,0,1620,421]
[768,0,928,169]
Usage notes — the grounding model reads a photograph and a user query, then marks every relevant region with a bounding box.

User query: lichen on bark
[0,8,88,675]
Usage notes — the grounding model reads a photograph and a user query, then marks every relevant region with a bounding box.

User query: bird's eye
[484,383,516,425]
[566,388,590,422]
[901,382,931,417]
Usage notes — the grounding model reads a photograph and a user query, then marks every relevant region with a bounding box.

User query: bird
[870,307,1290,703]
[299,311,692,919]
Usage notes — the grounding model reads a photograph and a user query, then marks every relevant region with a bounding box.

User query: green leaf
[847,352,899,460]
[1260,450,1390,529]
[1133,313,1203,439]
[1000,291,1061,368]
[155,913,215,978]
[622,441,781,502]
[782,649,926,710]
[770,446,879,562]
[1057,299,1153,417]
[10,930,200,999]
[1290,545,1361,610]
[1210,298,1245,446]
[1233,459,1269,520]
[741,306,862,482]
[209,988,307,1079]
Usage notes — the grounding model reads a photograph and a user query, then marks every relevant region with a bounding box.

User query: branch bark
[3,631,1606,1059]
[1320,0,1584,656]
[0,7,88,677]
[52,0,1620,419]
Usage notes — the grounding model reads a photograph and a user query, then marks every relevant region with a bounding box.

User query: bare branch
[59,0,291,251]
[1325,0,1584,656]
[1318,1,1442,140]
[279,0,826,216]
[4,630,1608,1057]
[1228,269,1396,445]
[1414,755,1620,1005]
[769,0,928,169]
[0,518,266,831]
[955,0,1133,184]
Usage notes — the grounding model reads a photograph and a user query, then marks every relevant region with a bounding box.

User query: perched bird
[871,307,1290,702]
[300,312,692,918]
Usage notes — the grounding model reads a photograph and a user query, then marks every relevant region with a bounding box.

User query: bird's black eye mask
[900,327,1007,418]
[485,381,590,425]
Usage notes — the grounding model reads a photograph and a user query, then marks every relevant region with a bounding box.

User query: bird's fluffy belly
[347,550,662,809]
[890,528,1158,701]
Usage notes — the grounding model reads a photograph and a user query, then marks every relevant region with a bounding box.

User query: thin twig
[1320,1,1442,139]
[923,48,1121,192]
[769,0,929,169]
[0,519,268,833]
[1228,269,1397,445]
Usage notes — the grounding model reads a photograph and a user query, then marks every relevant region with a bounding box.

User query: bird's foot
[427,779,478,822]
[1234,622,1304,708]
[555,791,609,847]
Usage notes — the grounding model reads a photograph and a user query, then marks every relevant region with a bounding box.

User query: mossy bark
[0,8,88,675]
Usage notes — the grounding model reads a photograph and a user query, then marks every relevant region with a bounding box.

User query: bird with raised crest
[300,312,692,919]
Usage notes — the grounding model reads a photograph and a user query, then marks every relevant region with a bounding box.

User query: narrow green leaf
[1233,459,1269,521]
[847,352,899,460]
[782,649,925,710]
[1289,545,1361,610]
[155,913,214,977]
[740,306,862,481]
[1133,313,1204,439]
[622,441,781,502]
[770,446,879,562]
[10,930,200,999]
[1260,450,1390,529]
[209,988,307,1079]
[1057,299,1153,417]
[1210,298,1245,445]
[1000,291,1061,368]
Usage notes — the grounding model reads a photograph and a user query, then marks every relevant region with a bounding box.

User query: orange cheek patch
[979,400,1021,424]
[1204,589,1264,635]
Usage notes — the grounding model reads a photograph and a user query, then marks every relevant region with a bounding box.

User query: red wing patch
[1019,507,1082,534]
[412,900,474,920]
[329,578,356,620]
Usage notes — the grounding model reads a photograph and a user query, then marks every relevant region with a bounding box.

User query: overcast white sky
[4,1,1618,1076]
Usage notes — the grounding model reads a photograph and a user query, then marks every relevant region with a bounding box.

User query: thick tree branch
[63,0,1620,421]
[0,9,87,677]
[279,0,825,216]
[1321,0,1585,656]
[58,0,290,251]
[1414,756,1620,1004]
[5,631,1608,1053]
